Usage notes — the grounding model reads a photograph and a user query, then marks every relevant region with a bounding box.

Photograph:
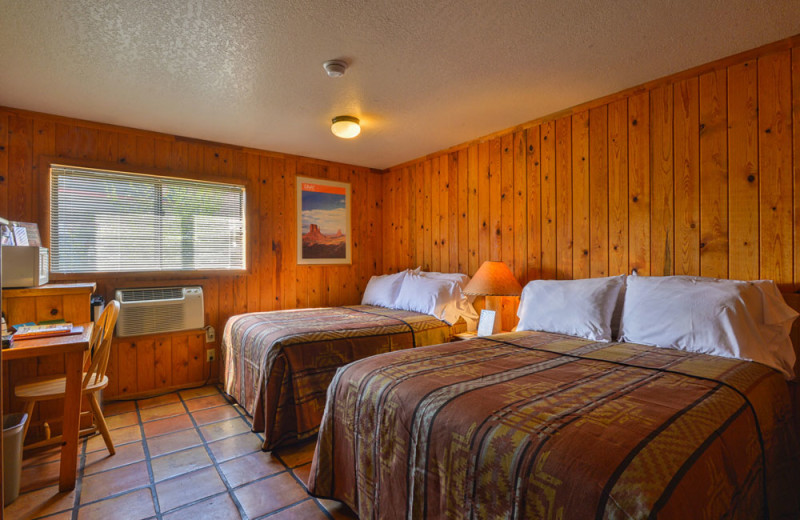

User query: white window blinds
[50,166,246,273]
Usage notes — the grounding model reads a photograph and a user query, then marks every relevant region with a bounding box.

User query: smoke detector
[323,60,348,78]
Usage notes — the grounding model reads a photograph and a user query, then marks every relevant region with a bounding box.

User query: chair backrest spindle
[83,301,120,389]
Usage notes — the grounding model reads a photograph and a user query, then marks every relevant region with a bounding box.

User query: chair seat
[15,374,109,401]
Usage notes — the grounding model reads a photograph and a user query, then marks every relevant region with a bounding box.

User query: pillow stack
[361,269,478,327]
[514,274,798,379]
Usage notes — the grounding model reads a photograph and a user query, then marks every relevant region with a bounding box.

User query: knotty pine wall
[382,39,800,302]
[0,107,382,398]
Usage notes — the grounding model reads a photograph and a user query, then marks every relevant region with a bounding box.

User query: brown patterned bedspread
[221,305,461,450]
[309,331,800,519]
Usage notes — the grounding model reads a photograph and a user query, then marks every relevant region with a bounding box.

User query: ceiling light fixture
[331,116,361,139]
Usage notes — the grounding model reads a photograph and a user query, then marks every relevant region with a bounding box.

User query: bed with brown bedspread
[221,305,463,450]
[309,330,800,519]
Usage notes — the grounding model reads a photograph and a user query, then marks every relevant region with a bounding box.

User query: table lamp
[463,261,523,336]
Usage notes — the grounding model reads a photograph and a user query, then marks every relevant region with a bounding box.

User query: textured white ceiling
[1,1,799,169]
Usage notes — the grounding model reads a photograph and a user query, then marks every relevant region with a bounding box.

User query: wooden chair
[15,301,120,455]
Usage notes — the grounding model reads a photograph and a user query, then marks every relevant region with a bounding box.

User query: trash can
[3,413,27,504]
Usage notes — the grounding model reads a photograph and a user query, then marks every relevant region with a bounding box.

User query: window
[50,165,246,273]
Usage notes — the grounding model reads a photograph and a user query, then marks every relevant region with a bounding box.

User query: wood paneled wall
[0,107,382,397]
[382,41,800,292]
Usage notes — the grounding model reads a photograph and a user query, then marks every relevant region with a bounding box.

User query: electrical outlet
[206,348,216,362]
[205,326,215,343]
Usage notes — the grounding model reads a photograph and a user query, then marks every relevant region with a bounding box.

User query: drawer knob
[50,308,59,316]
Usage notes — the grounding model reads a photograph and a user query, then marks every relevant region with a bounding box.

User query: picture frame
[296,176,351,265]
[477,309,501,337]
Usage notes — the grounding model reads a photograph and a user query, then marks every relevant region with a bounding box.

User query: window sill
[49,269,249,282]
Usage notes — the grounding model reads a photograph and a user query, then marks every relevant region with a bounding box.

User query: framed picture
[297,176,351,265]
[477,309,501,337]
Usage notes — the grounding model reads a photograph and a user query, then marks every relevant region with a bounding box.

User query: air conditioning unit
[115,286,204,337]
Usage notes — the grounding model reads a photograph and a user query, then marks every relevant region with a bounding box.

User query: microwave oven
[2,246,49,288]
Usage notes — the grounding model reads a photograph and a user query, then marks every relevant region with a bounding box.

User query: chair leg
[21,400,36,444]
[88,393,115,456]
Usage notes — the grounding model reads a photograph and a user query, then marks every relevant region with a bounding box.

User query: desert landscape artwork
[297,176,351,264]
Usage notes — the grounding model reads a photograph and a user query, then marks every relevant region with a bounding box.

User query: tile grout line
[135,396,165,520]
[253,497,322,519]
[272,448,335,519]
[176,387,252,519]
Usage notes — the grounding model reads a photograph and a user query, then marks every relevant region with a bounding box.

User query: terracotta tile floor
[5,385,358,520]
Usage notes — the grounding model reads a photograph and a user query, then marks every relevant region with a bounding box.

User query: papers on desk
[12,323,84,341]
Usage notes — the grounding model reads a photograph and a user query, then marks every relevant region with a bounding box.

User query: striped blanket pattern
[309,331,800,519]
[222,305,459,449]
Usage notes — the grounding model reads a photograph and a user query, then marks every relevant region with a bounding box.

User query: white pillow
[619,275,798,379]
[395,272,478,327]
[361,270,409,308]
[516,276,626,342]
[419,271,471,287]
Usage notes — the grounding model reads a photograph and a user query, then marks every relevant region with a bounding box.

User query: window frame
[40,156,252,280]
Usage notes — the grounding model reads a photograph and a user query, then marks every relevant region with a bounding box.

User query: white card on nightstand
[477,309,499,337]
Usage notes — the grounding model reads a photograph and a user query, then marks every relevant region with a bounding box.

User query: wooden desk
[4,325,92,492]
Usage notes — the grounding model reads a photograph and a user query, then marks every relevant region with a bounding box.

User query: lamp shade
[463,261,523,296]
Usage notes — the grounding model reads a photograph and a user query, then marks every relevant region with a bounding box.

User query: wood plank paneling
[477,142,490,266]
[628,92,650,275]
[555,117,572,279]
[513,131,527,281]
[674,78,700,276]
[525,126,542,281]
[489,138,502,262]
[457,150,469,273]
[589,106,609,278]
[500,134,514,272]
[758,51,793,283]
[571,111,590,279]
[728,60,760,281]
[382,40,800,293]
[699,69,729,278]
[448,152,459,274]
[650,85,674,277]
[608,99,629,276]
[540,121,557,279]
[467,146,479,274]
